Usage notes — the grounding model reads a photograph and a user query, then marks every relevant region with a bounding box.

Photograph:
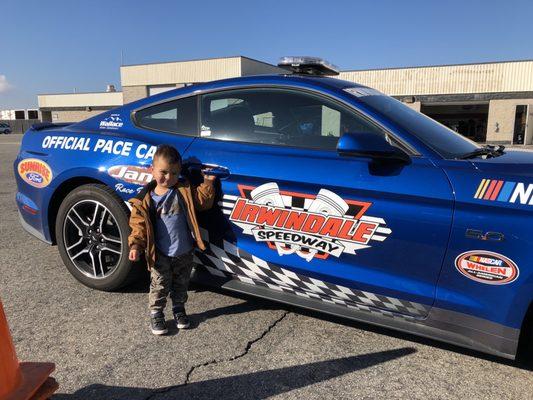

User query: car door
[183,86,454,317]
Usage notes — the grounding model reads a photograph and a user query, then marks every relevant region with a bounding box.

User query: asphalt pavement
[1,134,532,399]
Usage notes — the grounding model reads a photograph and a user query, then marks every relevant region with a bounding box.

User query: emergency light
[277,56,340,76]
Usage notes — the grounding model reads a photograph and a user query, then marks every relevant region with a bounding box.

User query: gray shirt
[150,188,193,257]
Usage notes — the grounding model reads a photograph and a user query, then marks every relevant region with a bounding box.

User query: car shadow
[194,283,533,370]
[285,300,533,371]
[51,347,417,400]
[113,271,532,369]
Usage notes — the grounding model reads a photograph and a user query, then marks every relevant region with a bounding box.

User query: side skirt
[192,267,519,360]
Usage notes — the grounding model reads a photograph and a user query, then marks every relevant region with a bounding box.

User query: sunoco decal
[455,251,519,285]
[222,182,391,262]
[474,179,533,206]
[17,159,53,188]
[99,114,123,130]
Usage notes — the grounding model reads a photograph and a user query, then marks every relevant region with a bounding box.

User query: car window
[210,98,244,112]
[135,96,197,135]
[349,88,480,158]
[199,88,386,150]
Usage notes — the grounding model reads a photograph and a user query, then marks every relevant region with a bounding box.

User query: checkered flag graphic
[194,228,429,321]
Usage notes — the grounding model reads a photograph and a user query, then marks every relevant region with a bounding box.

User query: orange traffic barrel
[0,299,58,400]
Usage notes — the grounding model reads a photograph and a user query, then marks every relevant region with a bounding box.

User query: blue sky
[1,0,532,109]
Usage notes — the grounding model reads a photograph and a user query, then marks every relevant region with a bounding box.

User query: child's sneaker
[150,312,168,335]
[173,309,191,329]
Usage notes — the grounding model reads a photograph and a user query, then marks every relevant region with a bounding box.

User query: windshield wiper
[456,145,505,160]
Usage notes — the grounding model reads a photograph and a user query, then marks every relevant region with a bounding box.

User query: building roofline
[240,56,280,68]
[37,91,123,96]
[341,58,533,73]
[120,55,533,73]
[0,108,38,111]
[121,55,248,68]
[120,55,281,69]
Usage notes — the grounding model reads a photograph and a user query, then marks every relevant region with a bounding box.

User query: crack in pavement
[144,310,290,400]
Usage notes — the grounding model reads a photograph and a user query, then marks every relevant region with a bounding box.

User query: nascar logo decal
[455,251,519,285]
[474,179,533,206]
[17,158,53,188]
[221,182,391,262]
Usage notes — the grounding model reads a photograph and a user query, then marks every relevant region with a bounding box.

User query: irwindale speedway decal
[18,158,53,188]
[455,250,519,285]
[221,182,392,262]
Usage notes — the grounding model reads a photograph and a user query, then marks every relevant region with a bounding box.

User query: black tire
[55,183,140,291]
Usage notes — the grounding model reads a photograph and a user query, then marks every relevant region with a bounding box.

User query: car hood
[471,149,533,177]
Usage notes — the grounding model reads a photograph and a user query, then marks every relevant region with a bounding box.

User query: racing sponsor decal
[223,182,391,262]
[474,179,533,206]
[41,135,157,160]
[455,251,519,285]
[115,184,140,195]
[17,158,53,188]
[99,114,123,130]
[108,165,153,186]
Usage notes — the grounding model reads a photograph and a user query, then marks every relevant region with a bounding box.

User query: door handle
[185,162,230,179]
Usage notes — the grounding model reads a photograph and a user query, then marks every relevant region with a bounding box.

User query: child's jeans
[149,250,194,313]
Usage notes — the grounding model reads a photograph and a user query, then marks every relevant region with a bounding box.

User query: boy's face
[151,157,180,188]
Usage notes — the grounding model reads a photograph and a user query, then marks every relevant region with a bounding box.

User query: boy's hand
[129,247,140,261]
[201,168,216,183]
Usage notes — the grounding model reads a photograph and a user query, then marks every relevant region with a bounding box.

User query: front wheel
[56,184,139,291]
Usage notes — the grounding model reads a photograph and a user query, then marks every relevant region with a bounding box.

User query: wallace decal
[99,114,123,130]
[455,251,519,285]
[220,182,391,262]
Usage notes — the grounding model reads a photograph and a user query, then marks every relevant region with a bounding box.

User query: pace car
[14,57,533,360]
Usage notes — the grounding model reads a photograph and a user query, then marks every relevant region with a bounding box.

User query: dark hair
[153,144,182,165]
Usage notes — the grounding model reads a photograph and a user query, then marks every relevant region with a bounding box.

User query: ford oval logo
[26,172,44,184]
[18,159,53,188]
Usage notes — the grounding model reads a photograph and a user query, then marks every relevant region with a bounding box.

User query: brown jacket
[128,179,215,270]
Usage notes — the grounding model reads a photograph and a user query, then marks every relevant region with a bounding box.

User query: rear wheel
[55,184,139,291]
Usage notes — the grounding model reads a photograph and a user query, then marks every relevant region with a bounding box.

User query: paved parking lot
[1,134,532,399]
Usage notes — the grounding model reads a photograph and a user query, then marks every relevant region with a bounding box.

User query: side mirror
[337,132,410,163]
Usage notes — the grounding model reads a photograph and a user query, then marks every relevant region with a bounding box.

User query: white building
[0,109,39,120]
[38,57,533,145]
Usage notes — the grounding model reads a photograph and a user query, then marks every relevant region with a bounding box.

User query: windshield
[346,88,480,159]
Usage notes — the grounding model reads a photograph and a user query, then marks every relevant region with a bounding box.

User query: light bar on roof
[278,56,340,76]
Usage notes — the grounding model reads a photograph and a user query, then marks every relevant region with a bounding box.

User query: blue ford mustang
[14,58,533,360]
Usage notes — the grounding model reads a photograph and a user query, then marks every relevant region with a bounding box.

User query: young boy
[128,144,215,335]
